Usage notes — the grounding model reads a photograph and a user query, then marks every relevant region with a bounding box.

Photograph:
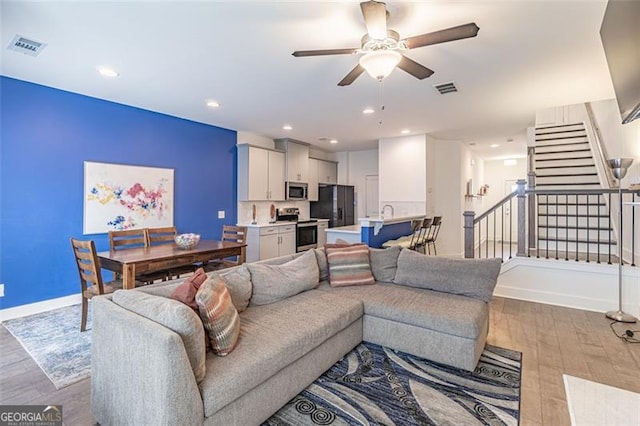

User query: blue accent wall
[0,77,237,309]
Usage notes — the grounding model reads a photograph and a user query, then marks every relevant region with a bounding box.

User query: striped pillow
[195,276,240,356]
[325,243,375,287]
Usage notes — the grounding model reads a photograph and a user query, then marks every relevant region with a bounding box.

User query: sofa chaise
[91,245,501,425]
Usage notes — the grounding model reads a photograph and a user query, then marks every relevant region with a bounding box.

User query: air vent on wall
[7,35,47,57]
[433,82,458,95]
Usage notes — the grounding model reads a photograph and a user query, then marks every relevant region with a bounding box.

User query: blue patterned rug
[265,342,521,426]
[2,304,91,389]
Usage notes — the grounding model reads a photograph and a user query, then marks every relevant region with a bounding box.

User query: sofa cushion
[169,268,208,311]
[198,290,363,416]
[314,247,329,281]
[317,282,487,339]
[394,249,502,302]
[247,249,319,306]
[112,289,206,383]
[325,244,375,287]
[196,276,240,356]
[214,266,252,313]
[369,245,401,282]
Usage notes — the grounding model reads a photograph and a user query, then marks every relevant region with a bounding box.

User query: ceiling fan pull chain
[379,80,385,125]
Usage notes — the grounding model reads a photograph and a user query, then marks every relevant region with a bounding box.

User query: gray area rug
[265,342,521,426]
[2,304,91,389]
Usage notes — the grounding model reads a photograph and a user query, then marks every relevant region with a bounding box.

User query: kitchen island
[325,215,425,247]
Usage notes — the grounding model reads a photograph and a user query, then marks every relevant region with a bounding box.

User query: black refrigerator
[310,185,355,228]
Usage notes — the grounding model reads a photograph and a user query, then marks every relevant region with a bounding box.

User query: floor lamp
[605,157,637,323]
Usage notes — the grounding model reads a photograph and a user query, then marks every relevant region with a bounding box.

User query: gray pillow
[247,249,319,306]
[393,249,501,302]
[213,266,252,313]
[369,245,401,282]
[314,247,329,281]
[112,290,206,383]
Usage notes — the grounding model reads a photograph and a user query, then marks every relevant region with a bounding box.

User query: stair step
[538,237,616,245]
[538,206,609,216]
[536,148,592,155]
[536,155,593,161]
[536,164,596,170]
[535,140,589,149]
[539,216,610,227]
[535,135,588,143]
[539,212,610,218]
[536,182,601,186]
[536,123,585,131]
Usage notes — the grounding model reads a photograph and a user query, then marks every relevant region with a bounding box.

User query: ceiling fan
[292,1,479,86]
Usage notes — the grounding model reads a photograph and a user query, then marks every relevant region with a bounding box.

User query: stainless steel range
[276,207,318,252]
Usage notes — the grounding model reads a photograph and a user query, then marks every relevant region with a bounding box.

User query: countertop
[325,224,361,234]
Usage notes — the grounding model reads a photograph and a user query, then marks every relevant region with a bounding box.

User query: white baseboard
[496,257,640,316]
[0,294,81,322]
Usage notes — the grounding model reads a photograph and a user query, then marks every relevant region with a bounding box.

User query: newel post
[516,179,527,257]
[464,211,476,258]
[527,171,536,249]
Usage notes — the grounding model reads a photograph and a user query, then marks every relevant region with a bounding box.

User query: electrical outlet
[0,283,4,297]
[218,210,225,219]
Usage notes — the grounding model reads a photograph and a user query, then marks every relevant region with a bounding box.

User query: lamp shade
[607,157,633,179]
[359,50,402,80]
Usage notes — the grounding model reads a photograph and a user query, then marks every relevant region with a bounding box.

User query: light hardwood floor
[1,297,639,425]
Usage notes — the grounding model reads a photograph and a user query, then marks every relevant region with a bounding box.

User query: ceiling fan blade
[397,55,434,80]
[360,1,388,40]
[338,65,365,86]
[403,22,480,49]
[292,48,358,57]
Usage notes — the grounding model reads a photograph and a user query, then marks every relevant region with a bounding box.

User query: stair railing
[465,181,639,266]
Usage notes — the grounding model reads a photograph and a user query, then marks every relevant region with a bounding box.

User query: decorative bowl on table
[174,233,200,249]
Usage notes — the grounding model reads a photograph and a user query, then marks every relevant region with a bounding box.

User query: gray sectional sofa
[91,246,501,426]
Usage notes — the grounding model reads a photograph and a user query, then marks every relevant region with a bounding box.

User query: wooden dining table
[97,240,246,290]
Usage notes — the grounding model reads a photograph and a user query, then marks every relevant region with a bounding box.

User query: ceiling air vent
[433,82,458,95]
[7,35,47,57]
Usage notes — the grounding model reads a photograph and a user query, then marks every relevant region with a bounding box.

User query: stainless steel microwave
[286,182,308,201]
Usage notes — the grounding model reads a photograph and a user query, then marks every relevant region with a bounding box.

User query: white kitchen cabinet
[275,139,309,183]
[317,159,338,184]
[308,158,319,201]
[238,145,285,201]
[246,224,296,262]
[316,219,329,247]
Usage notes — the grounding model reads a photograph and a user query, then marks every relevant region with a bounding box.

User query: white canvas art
[83,161,174,234]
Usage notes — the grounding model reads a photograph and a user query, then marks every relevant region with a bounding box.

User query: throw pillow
[246,249,319,306]
[215,266,252,313]
[369,245,401,282]
[325,243,375,287]
[393,249,502,302]
[196,276,240,356]
[169,268,208,311]
[112,290,207,383]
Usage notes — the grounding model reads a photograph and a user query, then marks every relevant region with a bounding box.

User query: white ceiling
[1,1,616,159]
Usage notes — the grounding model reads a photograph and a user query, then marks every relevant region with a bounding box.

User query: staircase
[533,123,615,259]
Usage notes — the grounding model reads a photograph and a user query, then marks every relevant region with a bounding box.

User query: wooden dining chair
[71,237,122,332]
[108,228,147,251]
[414,217,434,254]
[146,226,195,280]
[204,225,247,271]
[145,226,177,246]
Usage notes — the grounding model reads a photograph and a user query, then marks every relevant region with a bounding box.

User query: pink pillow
[170,268,208,311]
[325,243,375,287]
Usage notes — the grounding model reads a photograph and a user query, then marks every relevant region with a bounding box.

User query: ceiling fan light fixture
[359,50,401,80]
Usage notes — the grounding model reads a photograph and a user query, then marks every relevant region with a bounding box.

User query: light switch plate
[218,210,225,219]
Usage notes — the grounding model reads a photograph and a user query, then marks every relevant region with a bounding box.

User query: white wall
[379,134,427,216]
[425,137,468,256]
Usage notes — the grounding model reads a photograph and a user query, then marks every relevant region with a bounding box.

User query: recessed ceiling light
[329,139,338,144]
[206,100,220,108]
[98,67,119,78]
[362,108,375,114]
[490,143,500,148]
[401,129,411,134]
[282,124,293,131]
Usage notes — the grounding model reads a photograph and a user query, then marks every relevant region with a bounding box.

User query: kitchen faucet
[381,204,394,218]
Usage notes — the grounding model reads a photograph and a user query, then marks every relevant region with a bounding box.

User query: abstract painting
[84,161,174,234]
